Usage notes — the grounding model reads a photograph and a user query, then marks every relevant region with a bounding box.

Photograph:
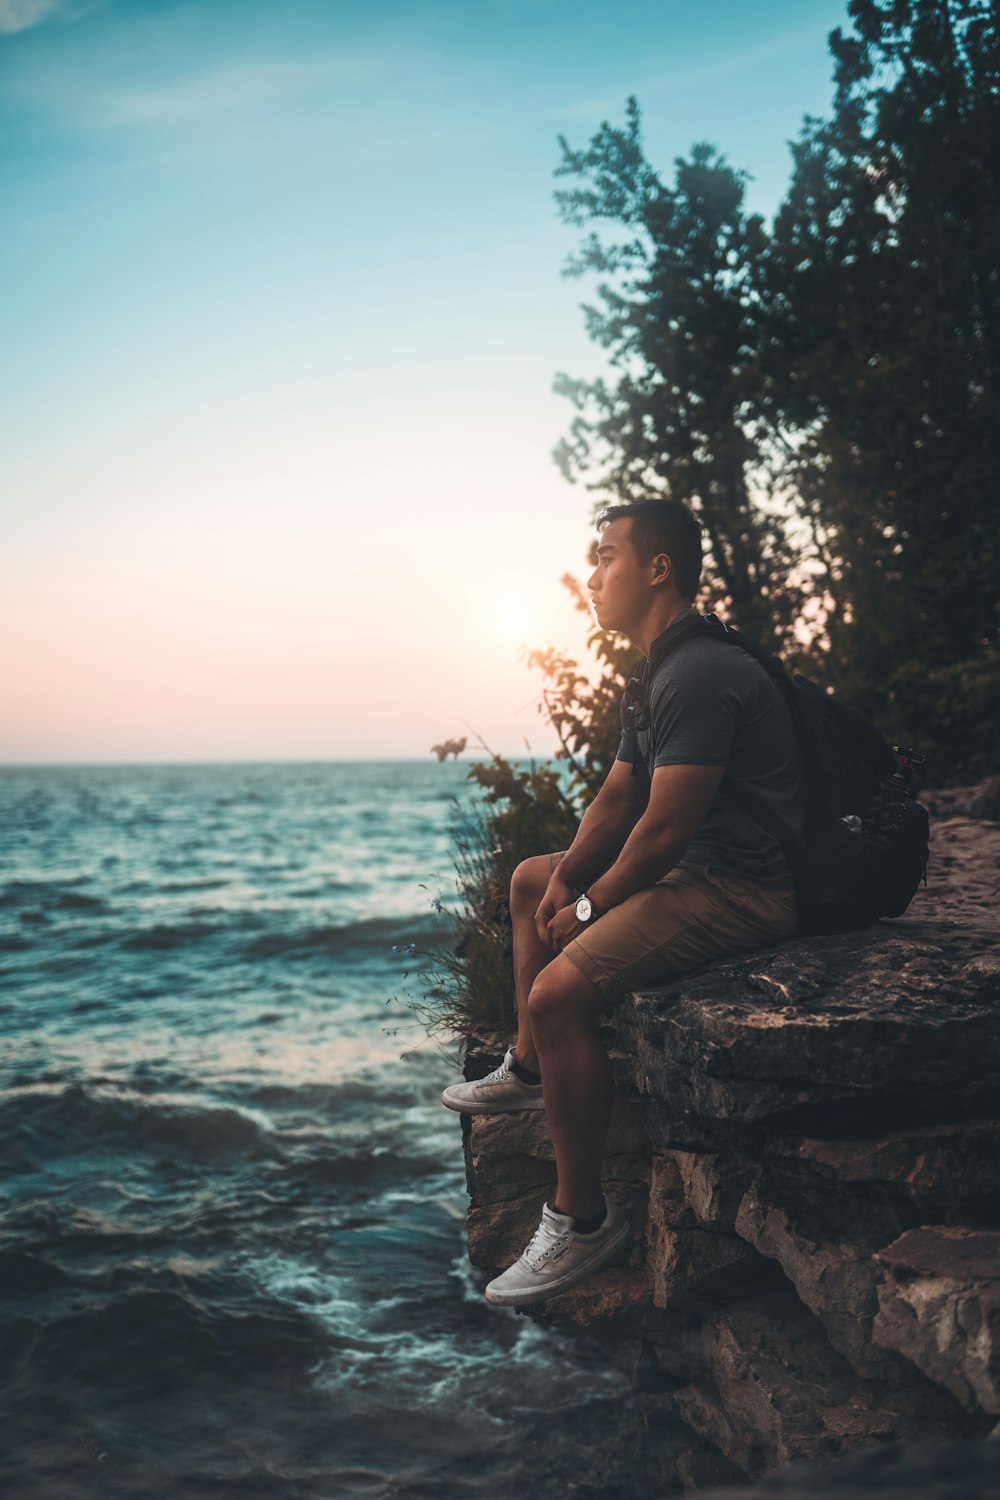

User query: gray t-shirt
[616,625,806,886]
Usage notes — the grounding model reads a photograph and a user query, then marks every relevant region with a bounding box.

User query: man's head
[587,499,702,643]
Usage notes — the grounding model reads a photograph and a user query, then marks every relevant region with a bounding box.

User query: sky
[0,0,854,762]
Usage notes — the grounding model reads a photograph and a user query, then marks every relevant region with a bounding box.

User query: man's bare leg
[508,855,562,1074]
[526,954,616,1220]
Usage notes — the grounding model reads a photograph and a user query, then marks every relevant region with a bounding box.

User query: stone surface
[908,803,1000,927]
[683,1292,978,1475]
[674,1147,758,1230]
[674,1440,749,1492]
[694,1436,1000,1499]
[922,778,1000,821]
[618,919,1000,1147]
[873,1227,1000,1416]
[649,1220,760,1311]
[763,1119,1000,1217]
[527,1265,653,1330]
[734,1174,917,1381]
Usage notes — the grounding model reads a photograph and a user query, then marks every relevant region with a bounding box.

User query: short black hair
[597,499,702,601]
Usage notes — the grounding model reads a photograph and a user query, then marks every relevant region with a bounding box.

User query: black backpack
[639,613,930,936]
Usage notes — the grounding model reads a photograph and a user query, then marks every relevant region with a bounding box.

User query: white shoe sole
[484,1216,630,1306]
[440,1089,545,1115]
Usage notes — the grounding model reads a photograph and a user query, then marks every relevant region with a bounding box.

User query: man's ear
[650,551,672,588]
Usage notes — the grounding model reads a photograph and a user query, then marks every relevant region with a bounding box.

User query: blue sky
[1,0,854,760]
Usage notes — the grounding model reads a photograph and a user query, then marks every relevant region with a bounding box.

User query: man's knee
[510,853,557,914]
[526,969,565,1034]
[527,961,596,1034]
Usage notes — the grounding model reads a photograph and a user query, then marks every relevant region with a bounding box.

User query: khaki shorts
[549,852,798,1003]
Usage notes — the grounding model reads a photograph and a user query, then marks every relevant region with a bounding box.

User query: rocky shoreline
[454,787,1000,1494]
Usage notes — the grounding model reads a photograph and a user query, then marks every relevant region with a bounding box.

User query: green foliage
[889,647,1000,784]
[466,754,581,888]
[764,0,1000,762]
[430,737,467,762]
[407,749,580,1040]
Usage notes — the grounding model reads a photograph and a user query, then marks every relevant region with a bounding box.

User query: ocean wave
[0,1248,73,1298]
[148,877,231,894]
[0,1083,279,1168]
[279,1146,445,1188]
[2,1276,328,1390]
[0,1079,449,1194]
[11,909,452,961]
[0,879,109,915]
[121,920,229,952]
[245,1077,389,1109]
[242,911,449,961]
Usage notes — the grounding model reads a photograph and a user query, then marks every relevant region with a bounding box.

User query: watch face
[575,895,592,922]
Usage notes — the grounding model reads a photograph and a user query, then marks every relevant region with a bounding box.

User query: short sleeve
[615,725,635,763]
[648,654,740,768]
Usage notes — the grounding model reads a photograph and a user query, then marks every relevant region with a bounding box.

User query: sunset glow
[0,0,852,761]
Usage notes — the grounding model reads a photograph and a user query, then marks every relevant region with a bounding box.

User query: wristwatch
[575,892,602,923]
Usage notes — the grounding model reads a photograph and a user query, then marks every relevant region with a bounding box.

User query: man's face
[586,518,648,634]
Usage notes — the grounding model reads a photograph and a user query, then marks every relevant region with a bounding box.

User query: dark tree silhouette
[766,0,1000,776]
[554,0,1000,780]
[553,101,803,657]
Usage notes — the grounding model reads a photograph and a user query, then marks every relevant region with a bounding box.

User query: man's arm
[587,762,725,910]
[534,758,647,941]
[543,762,725,951]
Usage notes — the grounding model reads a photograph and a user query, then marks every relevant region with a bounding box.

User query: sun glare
[490,597,533,642]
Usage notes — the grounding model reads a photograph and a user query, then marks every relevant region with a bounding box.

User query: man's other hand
[534,875,574,944]
[545,902,586,954]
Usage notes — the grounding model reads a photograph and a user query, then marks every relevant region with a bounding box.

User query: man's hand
[545,901,587,954]
[534,873,574,945]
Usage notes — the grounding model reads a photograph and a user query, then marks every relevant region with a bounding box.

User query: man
[442,499,805,1307]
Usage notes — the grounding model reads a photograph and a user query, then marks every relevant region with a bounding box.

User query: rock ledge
[457,811,1000,1494]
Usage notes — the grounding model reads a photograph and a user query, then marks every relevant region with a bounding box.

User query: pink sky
[0,0,849,760]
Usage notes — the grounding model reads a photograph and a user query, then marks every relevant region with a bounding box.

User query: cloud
[0,0,104,36]
[0,0,65,33]
[2,36,406,146]
[103,57,343,125]
[550,21,832,123]
[663,22,833,89]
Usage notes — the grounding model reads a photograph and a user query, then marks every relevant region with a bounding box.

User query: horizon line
[0,753,561,768]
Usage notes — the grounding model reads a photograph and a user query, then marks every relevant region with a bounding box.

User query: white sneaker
[441,1046,545,1115]
[484,1194,629,1307]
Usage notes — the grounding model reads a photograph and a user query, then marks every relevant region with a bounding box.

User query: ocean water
[0,762,675,1500]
